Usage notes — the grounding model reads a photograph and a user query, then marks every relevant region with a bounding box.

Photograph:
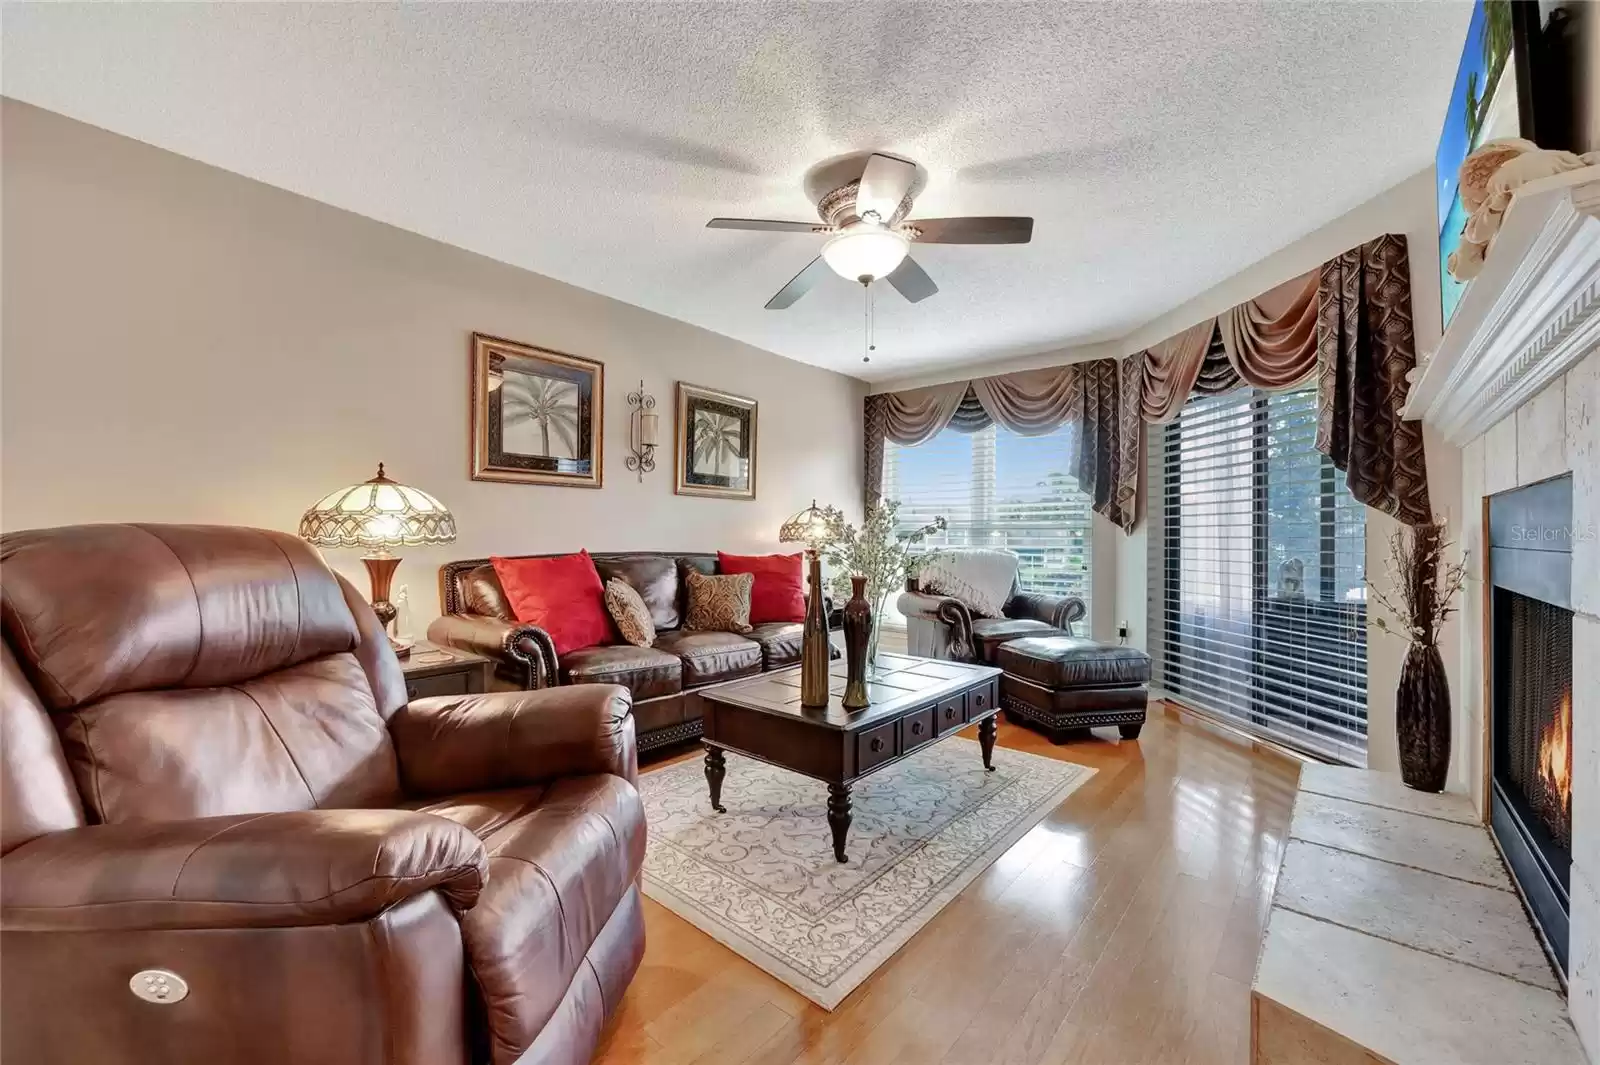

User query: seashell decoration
[1448,138,1600,282]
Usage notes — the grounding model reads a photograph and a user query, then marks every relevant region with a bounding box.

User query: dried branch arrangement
[1368,520,1468,648]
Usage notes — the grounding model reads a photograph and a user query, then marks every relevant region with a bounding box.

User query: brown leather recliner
[897,573,1087,664]
[0,524,645,1065]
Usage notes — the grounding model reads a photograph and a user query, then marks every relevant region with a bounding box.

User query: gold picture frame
[470,333,603,488]
[674,382,757,500]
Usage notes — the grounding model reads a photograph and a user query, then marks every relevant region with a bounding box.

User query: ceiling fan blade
[765,256,830,310]
[907,217,1034,244]
[707,218,825,233]
[856,154,916,223]
[885,256,938,304]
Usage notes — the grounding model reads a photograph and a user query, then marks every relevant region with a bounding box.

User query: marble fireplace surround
[1405,168,1599,1061]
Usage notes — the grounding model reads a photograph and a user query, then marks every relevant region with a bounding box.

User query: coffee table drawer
[858,721,896,773]
[965,680,998,721]
[902,707,935,752]
[935,696,965,735]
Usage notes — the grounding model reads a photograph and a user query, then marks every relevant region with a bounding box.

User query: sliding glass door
[1155,384,1367,763]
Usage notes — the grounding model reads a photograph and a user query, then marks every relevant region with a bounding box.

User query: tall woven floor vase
[1396,641,1450,792]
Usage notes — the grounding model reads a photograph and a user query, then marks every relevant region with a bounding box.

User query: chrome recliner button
[130,969,188,1004]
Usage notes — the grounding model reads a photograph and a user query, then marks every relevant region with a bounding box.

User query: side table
[398,640,491,701]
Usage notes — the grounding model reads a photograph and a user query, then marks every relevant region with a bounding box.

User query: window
[1152,383,1367,763]
[882,422,1092,623]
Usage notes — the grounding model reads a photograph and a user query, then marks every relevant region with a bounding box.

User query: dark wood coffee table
[698,652,1004,863]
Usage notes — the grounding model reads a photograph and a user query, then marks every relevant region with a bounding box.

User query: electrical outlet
[1118,620,1130,643]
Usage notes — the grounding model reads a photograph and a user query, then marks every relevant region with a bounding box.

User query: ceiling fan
[706,152,1033,310]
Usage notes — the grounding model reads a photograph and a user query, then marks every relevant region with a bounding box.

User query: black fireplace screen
[1499,591,1573,853]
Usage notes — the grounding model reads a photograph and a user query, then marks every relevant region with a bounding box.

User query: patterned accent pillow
[684,570,754,634]
[603,578,656,648]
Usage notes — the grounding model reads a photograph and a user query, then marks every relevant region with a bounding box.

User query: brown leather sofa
[896,575,1087,664]
[0,524,644,1065]
[429,552,819,754]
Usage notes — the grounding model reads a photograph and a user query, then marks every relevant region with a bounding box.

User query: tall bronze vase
[841,575,872,709]
[1396,641,1450,792]
[800,552,831,708]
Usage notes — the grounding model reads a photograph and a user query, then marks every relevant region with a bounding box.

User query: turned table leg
[703,744,727,813]
[827,782,852,863]
[979,714,997,771]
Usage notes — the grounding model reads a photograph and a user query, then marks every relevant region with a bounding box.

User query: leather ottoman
[996,636,1151,744]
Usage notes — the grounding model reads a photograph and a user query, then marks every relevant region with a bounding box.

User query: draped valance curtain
[864,233,1431,531]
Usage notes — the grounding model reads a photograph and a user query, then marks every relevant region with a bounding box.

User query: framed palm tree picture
[471,333,603,488]
[674,382,757,500]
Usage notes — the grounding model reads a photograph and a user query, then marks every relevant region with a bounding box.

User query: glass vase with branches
[816,500,945,668]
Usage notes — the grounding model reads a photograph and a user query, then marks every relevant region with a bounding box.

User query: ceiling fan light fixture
[820,223,909,282]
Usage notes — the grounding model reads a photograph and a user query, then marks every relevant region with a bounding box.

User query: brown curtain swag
[863,233,1429,532]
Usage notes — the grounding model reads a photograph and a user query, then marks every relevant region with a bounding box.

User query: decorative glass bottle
[799,551,831,708]
[841,575,872,709]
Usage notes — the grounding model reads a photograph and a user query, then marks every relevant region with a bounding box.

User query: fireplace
[1488,474,1574,974]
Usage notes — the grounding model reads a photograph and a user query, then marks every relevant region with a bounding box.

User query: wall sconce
[625,380,659,481]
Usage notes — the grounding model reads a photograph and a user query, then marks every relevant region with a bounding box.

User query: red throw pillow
[491,550,611,656]
[717,551,805,624]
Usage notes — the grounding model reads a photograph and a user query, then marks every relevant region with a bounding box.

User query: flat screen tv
[1436,0,1522,331]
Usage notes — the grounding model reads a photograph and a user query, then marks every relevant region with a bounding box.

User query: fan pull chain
[862,280,876,363]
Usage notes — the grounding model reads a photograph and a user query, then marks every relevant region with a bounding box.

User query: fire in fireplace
[1500,590,1574,859]
[1537,689,1572,841]
[1488,474,1574,974]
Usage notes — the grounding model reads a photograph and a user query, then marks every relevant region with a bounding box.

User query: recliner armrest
[0,810,486,933]
[389,684,637,798]
[1005,592,1086,632]
[426,613,556,689]
[896,590,978,662]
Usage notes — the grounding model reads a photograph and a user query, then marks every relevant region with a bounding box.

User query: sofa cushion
[602,579,656,648]
[592,555,682,631]
[717,552,805,624]
[996,636,1153,688]
[746,622,804,670]
[409,776,645,1065]
[493,551,611,655]
[652,630,762,687]
[460,563,515,621]
[559,645,681,701]
[969,617,1066,664]
[683,570,754,634]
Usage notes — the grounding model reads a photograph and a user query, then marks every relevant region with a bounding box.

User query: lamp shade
[299,464,456,550]
[778,499,831,551]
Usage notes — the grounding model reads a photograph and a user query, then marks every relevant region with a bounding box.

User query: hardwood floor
[596,706,1302,1065]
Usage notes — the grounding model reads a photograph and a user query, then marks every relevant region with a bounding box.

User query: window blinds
[882,422,1093,619]
[1150,384,1368,764]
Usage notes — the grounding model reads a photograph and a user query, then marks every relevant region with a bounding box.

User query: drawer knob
[911,721,924,735]
[945,707,956,719]
[870,737,884,753]
[406,685,419,699]
[974,693,986,706]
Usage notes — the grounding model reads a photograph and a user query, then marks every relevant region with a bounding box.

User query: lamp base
[361,553,403,644]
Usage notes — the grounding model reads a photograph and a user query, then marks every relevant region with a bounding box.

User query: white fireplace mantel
[1403,166,1600,445]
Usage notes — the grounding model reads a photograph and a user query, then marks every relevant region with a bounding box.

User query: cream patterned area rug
[637,739,1095,1009]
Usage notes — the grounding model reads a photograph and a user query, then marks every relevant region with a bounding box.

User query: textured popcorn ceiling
[1,2,1470,382]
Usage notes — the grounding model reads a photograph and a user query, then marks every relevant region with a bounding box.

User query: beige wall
[0,101,864,630]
